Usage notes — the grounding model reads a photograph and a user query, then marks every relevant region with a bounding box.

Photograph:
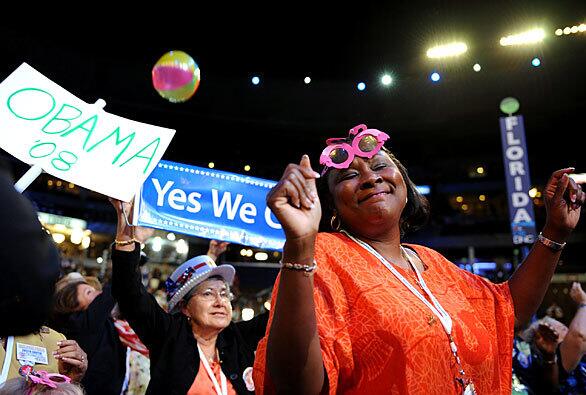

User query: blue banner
[499,115,537,245]
[136,160,285,250]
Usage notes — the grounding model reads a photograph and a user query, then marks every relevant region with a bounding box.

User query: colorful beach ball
[152,50,200,103]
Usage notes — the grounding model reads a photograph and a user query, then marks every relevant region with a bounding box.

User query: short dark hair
[317,147,430,236]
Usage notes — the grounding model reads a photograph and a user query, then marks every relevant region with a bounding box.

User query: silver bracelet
[537,232,566,252]
[280,260,317,276]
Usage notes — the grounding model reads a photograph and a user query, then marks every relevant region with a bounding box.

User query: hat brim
[167,265,235,314]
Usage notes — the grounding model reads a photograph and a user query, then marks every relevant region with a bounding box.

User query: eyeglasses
[194,288,234,302]
[26,369,71,389]
[319,124,389,174]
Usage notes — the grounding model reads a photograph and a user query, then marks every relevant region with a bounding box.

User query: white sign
[0,63,176,201]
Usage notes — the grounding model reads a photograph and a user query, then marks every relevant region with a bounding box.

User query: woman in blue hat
[109,200,267,395]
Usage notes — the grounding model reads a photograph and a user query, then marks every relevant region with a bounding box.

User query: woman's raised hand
[543,168,584,242]
[266,155,322,241]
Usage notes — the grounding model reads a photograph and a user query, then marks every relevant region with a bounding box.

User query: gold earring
[330,213,341,232]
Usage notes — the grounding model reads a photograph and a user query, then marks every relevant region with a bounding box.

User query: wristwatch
[537,232,566,252]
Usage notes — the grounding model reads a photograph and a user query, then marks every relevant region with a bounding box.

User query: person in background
[253,123,584,394]
[50,277,127,395]
[0,158,60,337]
[514,282,586,394]
[0,374,85,395]
[0,327,87,386]
[110,199,268,394]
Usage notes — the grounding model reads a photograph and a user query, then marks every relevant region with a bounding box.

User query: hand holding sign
[207,240,230,262]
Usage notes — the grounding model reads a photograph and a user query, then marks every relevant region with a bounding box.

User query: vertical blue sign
[499,115,536,245]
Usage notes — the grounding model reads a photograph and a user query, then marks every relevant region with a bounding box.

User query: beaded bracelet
[114,238,139,246]
[280,260,318,277]
[537,232,566,252]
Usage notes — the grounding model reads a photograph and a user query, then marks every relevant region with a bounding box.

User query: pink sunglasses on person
[319,124,389,174]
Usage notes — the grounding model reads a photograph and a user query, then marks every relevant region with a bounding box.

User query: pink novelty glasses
[25,370,71,393]
[319,124,389,174]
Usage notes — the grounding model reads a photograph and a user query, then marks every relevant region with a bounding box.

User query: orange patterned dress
[253,232,515,394]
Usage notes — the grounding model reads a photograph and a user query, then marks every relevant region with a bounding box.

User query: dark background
[1,1,585,313]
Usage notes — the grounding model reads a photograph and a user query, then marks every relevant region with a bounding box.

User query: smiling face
[327,150,407,238]
[182,278,233,334]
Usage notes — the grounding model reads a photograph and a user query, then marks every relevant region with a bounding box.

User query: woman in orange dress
[253,124,584,394]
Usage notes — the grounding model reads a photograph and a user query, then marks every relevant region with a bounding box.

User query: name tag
[16,343,48,365]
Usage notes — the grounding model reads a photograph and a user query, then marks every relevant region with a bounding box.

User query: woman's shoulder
[315,232,353,253]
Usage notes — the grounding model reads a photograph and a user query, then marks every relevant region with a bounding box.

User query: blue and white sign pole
[499,98,536,260]
[135,160,286,250]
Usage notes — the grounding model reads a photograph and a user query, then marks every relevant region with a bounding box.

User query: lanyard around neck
[197,344,227,395]
[341,231,453,335]
[0,336,14,384]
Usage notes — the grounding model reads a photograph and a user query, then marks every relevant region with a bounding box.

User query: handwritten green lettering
[60,114,98,150]
[7,88,55,120]
[119,137,161,173]
[41,104,82,135]
[85,127,136,164]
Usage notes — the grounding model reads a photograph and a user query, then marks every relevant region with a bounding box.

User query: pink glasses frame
[319,124,390,172]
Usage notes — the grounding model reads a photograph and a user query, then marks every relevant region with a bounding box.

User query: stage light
[151,236,162,252]
[244,164,251,172]
[70,228,83,244]
[479,195,486,202]
[255,252,268,261]
[97,257,104,264]
[456,196,464,203]
[357,82,366,91]
[476,166,484,174]
[176,239,189,254]
[531,57,541,67]
[461,204,469,211]
[558,24,586,36]
[208,162,214,168]
[426,42,468,58]
[528,188,538,198]
[166,232,176,241]
[473,63,481,72]
[381,74,393,86]
[251,76,260,85]
[499,28,545,46]
[242,308,255,321]
[304,76,311,84]
[430,72,441,82]
[52,233,65,244]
